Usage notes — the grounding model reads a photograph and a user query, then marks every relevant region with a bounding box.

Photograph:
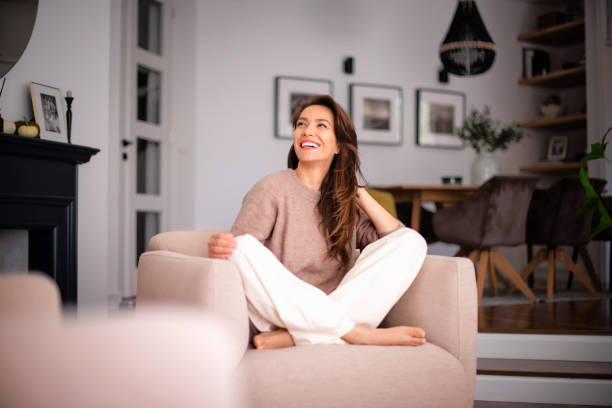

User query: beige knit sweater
[231,169,382,294]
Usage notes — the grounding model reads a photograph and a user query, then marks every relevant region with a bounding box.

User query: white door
[119,0,172,305]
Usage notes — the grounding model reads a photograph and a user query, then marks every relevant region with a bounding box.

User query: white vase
[471,153,498,185]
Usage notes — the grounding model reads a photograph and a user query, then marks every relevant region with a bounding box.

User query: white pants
[228,228,427,346]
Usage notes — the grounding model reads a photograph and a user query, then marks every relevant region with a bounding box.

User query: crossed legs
[228,228,427,349]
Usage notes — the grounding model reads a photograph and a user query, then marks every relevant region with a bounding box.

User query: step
[477,333,612,362]
[475,401,604,408]
[475,375,612,406]
[478,358,612,380]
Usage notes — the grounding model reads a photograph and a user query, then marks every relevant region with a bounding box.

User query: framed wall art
[547,135,568,161]
[416,88,465,149]
[349,83,402,145]
[275,76,333,139]
[29,82,67,143]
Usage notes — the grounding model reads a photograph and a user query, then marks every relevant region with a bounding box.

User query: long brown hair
[287,95,364,267]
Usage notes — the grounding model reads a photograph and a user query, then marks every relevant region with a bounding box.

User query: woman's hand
[208,232,237,259]
[356,187,402,234]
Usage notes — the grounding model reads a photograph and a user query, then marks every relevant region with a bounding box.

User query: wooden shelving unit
[517,18,586,176]
[517,18,585,46]
[519,113,587,131]
[517,65,585,88]
[520,162,585,173]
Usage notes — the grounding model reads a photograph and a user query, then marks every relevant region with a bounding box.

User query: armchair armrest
[382,255,477,399]
[137,250,250,353]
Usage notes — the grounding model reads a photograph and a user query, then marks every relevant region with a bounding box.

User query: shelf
[520,162,585,173]
[517,65,585,88]
[517,18,585,46]
[519,113,587,131]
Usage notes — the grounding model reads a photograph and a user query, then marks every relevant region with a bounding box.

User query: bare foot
[342,324,426,346]
[253,329,295,349]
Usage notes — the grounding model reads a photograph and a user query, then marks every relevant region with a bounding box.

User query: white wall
[0,0,112,309]
[193,0,551,232]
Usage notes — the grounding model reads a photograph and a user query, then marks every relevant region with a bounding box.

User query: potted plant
[456,105,526,184]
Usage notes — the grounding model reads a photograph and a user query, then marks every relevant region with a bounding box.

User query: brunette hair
[287,95,365,267]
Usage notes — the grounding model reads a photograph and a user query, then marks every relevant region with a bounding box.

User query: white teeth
[301,142,319,148]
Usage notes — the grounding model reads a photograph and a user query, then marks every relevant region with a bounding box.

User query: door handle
[122,139,133,147]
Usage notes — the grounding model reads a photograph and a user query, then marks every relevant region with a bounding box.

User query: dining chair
[511,176,605,299]
[367,188,437,243]
[433,176,539,303]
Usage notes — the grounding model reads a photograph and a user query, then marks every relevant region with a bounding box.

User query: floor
[478,263,612,335]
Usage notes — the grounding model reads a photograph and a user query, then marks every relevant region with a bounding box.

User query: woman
[208,95,427,349]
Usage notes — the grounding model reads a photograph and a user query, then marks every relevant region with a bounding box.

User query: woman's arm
[356,187,402,234]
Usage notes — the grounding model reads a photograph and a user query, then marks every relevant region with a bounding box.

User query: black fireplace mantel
[0,133,99,304]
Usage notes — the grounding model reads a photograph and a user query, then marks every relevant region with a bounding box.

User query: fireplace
[0,133,98,304]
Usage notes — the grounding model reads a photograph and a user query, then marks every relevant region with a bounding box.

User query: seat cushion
[237,343,468,408]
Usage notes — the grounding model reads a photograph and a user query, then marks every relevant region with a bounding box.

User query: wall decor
[416,88,465,149]
[275,76,333,139]
[547,135,568,161]
[349,83,402,145]
[29,82,67,143]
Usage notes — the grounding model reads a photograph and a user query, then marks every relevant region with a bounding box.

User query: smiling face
[293,104,340,168]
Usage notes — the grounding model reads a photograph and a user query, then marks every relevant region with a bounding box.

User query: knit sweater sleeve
[231,177,279,243]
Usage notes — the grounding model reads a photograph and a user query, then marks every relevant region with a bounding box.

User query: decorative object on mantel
[349,83,402,145]
[439,0,496,76]
[274,76,333,139]
[29,82,68,143]
[456,105,526,184]
[540,94,565,118]
[15,119,39,138]
[416,88,465,149]
[65,90,74,144]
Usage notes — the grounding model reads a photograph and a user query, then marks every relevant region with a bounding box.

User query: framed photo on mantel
[30,82,67,143]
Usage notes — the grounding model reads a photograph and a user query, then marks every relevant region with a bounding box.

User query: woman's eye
[297,121,305,127]
[318,123,327,128]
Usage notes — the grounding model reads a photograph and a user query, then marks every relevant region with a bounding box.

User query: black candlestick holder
[65,96,73,144]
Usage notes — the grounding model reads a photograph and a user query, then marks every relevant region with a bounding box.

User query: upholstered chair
[137,230,478,408]
[510,176,605,299]
[433,176,539,303]
[0,273,243,408]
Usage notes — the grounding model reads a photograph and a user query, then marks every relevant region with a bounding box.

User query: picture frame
[349,83,402,145]
[275,76,333,139]
[547,135,568,161]
[29,82,67,143]
[415,88,465,149]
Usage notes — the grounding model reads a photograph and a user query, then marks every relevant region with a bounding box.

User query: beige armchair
[138,230,478,408]
[0,273,242,408]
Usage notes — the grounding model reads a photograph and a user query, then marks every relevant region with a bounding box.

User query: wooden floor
[478,297,612,335]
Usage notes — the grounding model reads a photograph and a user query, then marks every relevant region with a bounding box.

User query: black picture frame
[415,88,465,149]
[274,76,333,139]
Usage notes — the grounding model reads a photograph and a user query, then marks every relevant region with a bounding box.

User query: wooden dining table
[373,184,479,231]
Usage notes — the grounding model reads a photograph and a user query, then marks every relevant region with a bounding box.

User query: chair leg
[578,246,603,292]
[556,248,600,296]
[527,244,534,287]
[491,249,537,302]
[566,247,578,289]
[494,268,511,290]
[487,251,498,297]
[468,249,479,265]
[508,248,546,295]
[477,250,488,304]
[547,249,556,299]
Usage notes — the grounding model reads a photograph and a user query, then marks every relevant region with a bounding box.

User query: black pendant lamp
[440,0,496,76]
